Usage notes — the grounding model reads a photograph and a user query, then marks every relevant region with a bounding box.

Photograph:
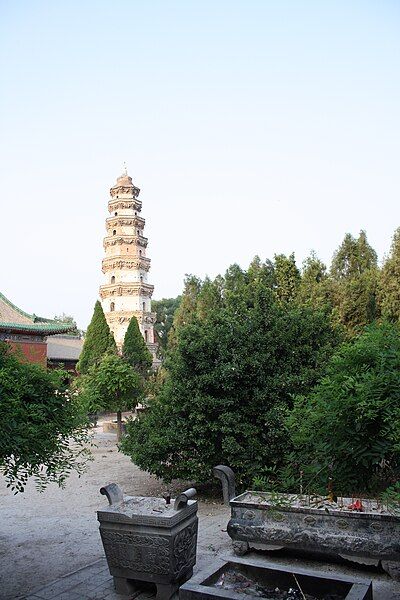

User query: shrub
[287,322,400,495]
[0,343,91,492]
[121,262,339,485]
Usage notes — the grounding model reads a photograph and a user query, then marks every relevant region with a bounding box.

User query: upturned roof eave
[0,322,74,335]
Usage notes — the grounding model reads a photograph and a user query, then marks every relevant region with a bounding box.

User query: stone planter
[98,483,198,599]
[213,465,400,580]
[179,556,373,599]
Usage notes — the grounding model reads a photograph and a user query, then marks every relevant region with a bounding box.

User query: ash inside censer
[213,571,343,600]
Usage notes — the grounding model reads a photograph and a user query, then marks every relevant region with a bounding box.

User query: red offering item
[347,499,363,511]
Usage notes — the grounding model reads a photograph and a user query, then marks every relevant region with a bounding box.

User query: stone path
[4,420,400,600]
[21,550,400,600]
[22,512,230,600]
[21,510,400,600]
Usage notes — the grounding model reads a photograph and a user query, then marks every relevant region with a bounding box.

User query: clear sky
[0,1,399,329]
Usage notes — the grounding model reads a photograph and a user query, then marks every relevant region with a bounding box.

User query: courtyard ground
[0,420,226,600]
[1,420,400,599]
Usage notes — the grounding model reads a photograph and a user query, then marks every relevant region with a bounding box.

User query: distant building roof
[47,335,84,361]
[0,292,74,336]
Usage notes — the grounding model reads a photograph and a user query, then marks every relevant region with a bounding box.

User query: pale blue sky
[0,1,399,328]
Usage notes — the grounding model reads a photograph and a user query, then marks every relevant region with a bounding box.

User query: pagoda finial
[123,161,128,176]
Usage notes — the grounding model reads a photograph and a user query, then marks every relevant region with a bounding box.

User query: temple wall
[8,339,47,366]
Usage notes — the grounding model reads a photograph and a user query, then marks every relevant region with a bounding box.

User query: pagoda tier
[99,171,159,364]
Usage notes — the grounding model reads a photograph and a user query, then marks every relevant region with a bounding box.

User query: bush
[121,262,339,485]
[0,343,91,492]
[287,322,400,495]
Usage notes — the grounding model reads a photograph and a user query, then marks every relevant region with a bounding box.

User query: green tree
[152,297,181,352]
[331,231,377,280]
[53,313,82,338]
[274,253,301,304]
[77,301,116,374]
[297,252,333,310]
[287,322,400,495]
[168,275,202,348]
[332,270,379,335]
[330,231,379,334]
[121,260,339,485]
[122,316,153,375]
[0,343,90,492]
[82,354,143,441]
[379,227,400,322]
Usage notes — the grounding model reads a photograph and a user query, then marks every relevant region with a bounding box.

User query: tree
[168,275,202,349]
[76,301,116,374]
[332,269,379,335]
[297,252,332,310]
[122,316,153,375]
[379,227,400,322]
[81,354,143,441]
[287,322,400,495]
[121,259,339,485]
[331,231,377,281]
[53,313,82,338]
[152,297,181,352]
[0,343,90,492]
[330,231,379,334]
[273,253,301,304]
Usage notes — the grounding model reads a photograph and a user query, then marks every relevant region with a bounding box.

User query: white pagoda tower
[100,169,158,363]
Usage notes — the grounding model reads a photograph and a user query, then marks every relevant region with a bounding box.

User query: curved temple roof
[0,292,74,336]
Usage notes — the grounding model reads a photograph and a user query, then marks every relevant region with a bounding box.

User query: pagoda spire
[99,171,159,365]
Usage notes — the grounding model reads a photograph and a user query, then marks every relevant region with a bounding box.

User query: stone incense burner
[98,483,198,599]
[214,465,400,580]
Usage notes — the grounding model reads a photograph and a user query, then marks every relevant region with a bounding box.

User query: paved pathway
[22,509,400,600]
[22,512,229,600]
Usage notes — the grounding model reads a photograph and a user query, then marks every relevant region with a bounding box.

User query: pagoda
[100,169,158,364]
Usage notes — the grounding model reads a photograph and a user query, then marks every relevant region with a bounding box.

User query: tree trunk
[116,410,123,442]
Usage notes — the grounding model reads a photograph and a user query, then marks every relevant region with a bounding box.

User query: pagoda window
[114,212,117,216]
[139,249,142,256]
[110,302,115,312]
[144,330,148,342]
[111,275,115,284]
[113,230,116,236]
[142,301,146,311]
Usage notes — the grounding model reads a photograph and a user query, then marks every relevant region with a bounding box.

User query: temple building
[100,170,158,364]
[0,292,74,366]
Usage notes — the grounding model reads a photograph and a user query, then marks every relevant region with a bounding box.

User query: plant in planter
[214,465,400,580]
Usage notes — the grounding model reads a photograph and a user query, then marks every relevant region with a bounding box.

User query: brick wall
[8,339,47,367]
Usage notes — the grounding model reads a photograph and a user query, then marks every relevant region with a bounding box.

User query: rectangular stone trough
[179,557,373,599]
[227,491,400,579]
[97,483,198,600]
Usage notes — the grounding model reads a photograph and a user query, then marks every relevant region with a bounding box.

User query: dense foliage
[122,316,153,375]
[123,226,400,495]
[287,322,400,495]
[77,301,116,374]
[152,297,181,352]
[121,261,340,484]
[0,343,90,492]
[379,227,400,323]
